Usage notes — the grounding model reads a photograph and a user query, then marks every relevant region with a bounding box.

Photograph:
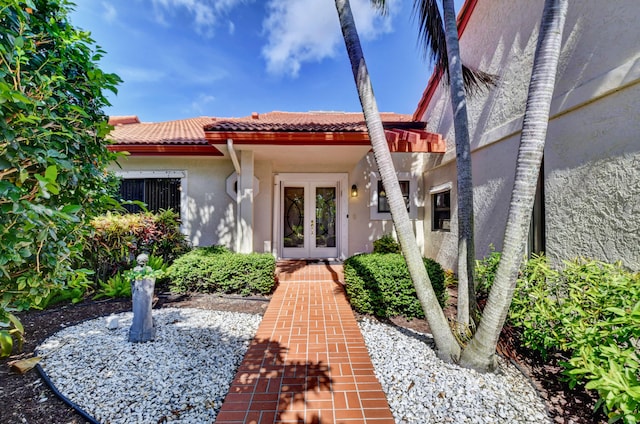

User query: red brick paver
[216,261,395,424]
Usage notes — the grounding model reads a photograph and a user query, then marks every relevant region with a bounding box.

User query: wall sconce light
[351,184,358,198]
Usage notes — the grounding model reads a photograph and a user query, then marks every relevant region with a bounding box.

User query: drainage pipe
[227,138,241,175]
[36,363,101,424]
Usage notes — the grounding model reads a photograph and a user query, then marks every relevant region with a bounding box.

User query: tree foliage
[0,0,121,349]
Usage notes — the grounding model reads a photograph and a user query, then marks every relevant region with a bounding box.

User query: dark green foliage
[84,210,190,283]
[474,245,501,298]
[93,254,167,300]
[343,253,447,318]
[40,271,91,308]
[0,0,121,356]
[509,255,640,423]
[94,271,130,300]
[167,247,276,296]
[372,234,401,254]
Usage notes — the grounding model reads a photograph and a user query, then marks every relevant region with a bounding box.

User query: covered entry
[274,173,348,260]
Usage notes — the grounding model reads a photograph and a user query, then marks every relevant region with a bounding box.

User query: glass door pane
[315,187,336,248]
[283,187,305,248]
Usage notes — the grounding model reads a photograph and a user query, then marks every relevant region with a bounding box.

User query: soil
[0,292,605,424]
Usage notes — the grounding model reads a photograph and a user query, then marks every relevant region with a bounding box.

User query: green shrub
[85,210,190,282]
[373,234,400,254]
[167,247,276,296]
[40,271,92,309]
[510,256,640,423]
[343,253,447,318]
[93,255,168,300]
[475,245,502,298]
[94,271,131,300]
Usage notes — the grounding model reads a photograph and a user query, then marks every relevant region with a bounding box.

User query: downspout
[227,138,241,252]
[227,138,241,175]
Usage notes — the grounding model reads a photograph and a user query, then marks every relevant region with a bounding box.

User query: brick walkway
[215,261,395,424]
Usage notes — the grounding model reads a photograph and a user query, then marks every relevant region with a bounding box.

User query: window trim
[430,182,452,232]
[370,172,418,220]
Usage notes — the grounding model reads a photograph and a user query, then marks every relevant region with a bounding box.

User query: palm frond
[461,65,498,95]
[413,0,447,68]
[413,0,497,95]
[369,0,388,15]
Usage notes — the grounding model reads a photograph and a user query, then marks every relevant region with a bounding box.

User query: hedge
[343,253,447,318]
[167,246,276,295]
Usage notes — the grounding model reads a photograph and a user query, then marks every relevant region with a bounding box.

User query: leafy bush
[343,253,447,318]
[94,272,131,300]
[0,0,121,355]
[510,256,640,423]
[373,234,400,254]
[40,271,92,309]
[94,255,167,300]
[85,210,190,282]
[167,247,276,296]
[475,245,502,298]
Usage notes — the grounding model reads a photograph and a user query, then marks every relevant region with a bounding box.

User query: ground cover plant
[344,252,447,318]
[167,246,276,296]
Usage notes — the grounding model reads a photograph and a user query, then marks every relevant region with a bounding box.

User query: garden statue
[129,253,155,343]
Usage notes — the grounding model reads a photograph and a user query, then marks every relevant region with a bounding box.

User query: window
[119,178,181,215]
[432,189,451,231]
[370,172,418,220]
[377,180,410,213]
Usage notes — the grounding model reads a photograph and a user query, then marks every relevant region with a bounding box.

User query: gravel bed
[358,318,551,424]
[36,308,261,424]
[37,309,551,424]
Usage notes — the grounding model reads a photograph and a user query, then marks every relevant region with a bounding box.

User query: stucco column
[237,149,254,253]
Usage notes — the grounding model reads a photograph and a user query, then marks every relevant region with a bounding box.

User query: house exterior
[417,0,640,271]
[108,112,445,260]
[109,0,639,271]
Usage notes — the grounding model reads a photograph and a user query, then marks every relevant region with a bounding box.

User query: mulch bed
[0,292,605,423]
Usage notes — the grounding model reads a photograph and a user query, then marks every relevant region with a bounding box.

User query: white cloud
[117,66,166,83]
[149,0,248,38]
[101,2,117,24]
[261,0,398,77]
[228,20,235,35]
[190,94,216,114]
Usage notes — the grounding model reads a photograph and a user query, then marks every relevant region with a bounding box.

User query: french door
[281,182,339,259]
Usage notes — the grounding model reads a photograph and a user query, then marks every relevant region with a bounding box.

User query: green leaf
[0,157,10,170]
[0,331,13,357]
[44,165,57,181]
[7,313,23,334]
[61,204,82,214]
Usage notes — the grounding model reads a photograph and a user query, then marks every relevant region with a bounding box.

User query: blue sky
[71,0,462,122]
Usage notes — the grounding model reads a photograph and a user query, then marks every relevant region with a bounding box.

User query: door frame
[273,173,349,260]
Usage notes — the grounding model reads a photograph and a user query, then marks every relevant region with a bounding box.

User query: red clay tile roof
[109,117,214,145]
[204,111,421,132]
[108,115,141,126]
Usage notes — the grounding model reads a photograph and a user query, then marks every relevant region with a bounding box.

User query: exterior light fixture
[351,184,358,198]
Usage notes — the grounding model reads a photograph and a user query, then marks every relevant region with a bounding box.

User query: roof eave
[412,0,479,121]
[108,144,224,156]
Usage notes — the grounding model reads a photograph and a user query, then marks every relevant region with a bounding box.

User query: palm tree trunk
[335,0,460,362]
[441,0,478,331]
[460,0,569,372]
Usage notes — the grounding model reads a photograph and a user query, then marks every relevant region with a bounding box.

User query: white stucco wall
[422,0,640,270]
[110,156,236,248]
[348,152,428,256]
[112,156,277,254]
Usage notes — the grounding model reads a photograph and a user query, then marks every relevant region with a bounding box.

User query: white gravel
[358,318,551,424]
[37,308,261,424]
[37,309,551,424]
